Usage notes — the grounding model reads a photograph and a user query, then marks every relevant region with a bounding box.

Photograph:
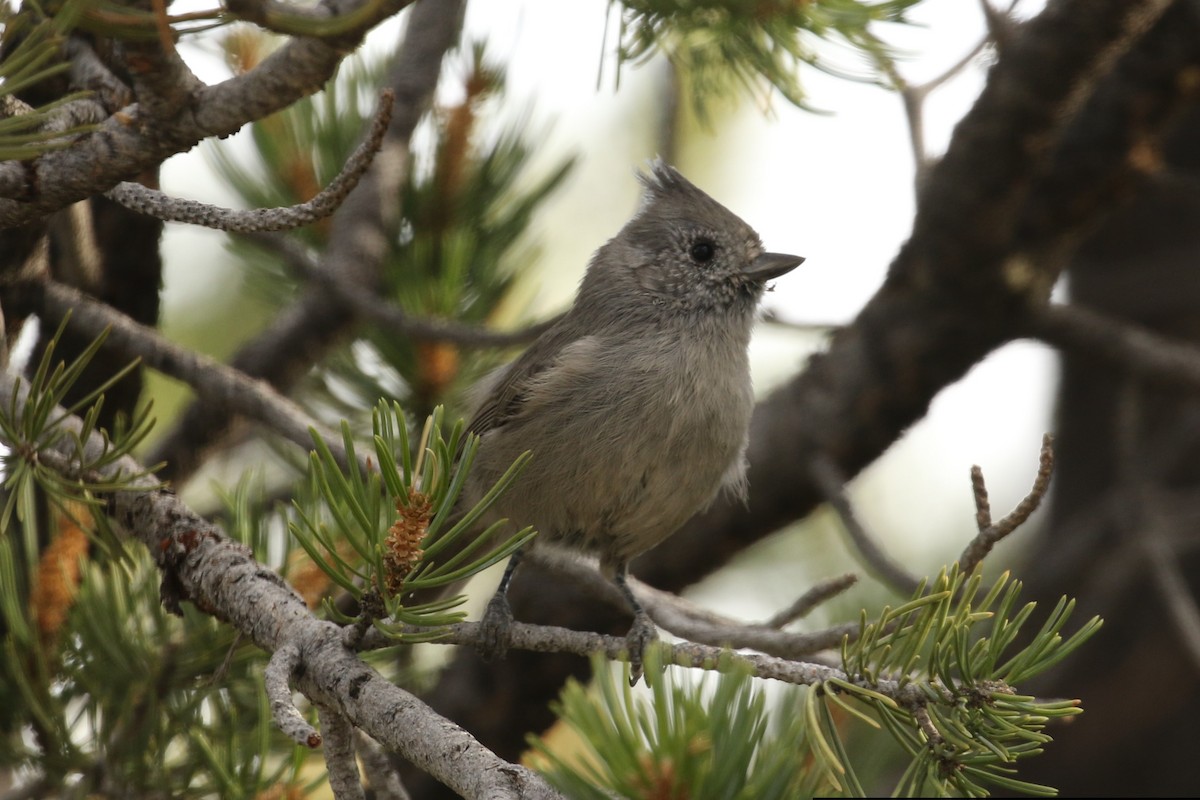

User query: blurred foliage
[532,651,826,799]
[611,0,923,117]
[209,35,573,426]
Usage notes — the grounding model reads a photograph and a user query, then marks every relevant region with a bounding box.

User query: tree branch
[242,230,561,347]
[319,703,366,800]
[810,453,920,595]
[958,432,1055,575]
[104,90,395,232]
[5,279,365,476]
[1028,303,1200,392]
[0,0,414,226]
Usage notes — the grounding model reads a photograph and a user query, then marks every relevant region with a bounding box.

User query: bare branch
[358,732,412,800]
[810,453,921,596]
[763,573,859,629]
[266,643,322,748]
[971,465,992,531]
[5,279,365,476]
[1144,520,1200,674]
[958,433,1054,575]
[243,231,561,347]
[884,34,990,183]
[148,0,465,482]
[515,550,856,661]
[319,704,366,800]
[1030,303,1200,392]
[106,90,394,232]
[1113,382,1200,673]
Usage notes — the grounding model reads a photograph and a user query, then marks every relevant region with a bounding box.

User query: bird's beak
[743,252,805,282]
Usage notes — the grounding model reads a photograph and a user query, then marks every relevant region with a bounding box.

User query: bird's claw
[625,612,659,686]
[478,593,514,662]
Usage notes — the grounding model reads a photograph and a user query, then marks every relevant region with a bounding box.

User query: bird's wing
[465,321,591,438]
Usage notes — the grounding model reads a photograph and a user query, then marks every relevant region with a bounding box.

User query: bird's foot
[625,612,659,686]
[477,593,514,662]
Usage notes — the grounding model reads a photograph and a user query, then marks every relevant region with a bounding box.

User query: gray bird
[464,160,803,682]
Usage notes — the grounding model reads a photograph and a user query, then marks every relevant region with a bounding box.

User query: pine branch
[0,371,562,800]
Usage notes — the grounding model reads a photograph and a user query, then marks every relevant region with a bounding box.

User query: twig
[8,279,366,477]
[957,433,1054,575]
[763,573,859,628]
[0,0,413,224]
[810,453,921,596]
[106,91,395,232]
[1114,381,1200,673]
[979,0,1023,51]
[1144,521,1200,674]
[319,703,365,800]
[890,35,991,184]
[912,703,945,747]
[243,230,561,347]
[362,617,934,706]
[265,643,322,748]
[970,465,992,531]
[1029,303,1200,393]
[519,550,857,661]
[759,308,841,334]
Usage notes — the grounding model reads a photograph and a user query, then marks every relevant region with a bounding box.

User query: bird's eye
[689,238,717,264]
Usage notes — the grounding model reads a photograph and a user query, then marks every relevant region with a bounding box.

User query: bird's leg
[478,546,525,662]
[613,563,659,686]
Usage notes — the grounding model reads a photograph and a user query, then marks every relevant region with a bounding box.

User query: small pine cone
[382,488,432,596]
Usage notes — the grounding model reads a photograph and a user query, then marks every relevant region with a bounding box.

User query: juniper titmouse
[465,161,803,682]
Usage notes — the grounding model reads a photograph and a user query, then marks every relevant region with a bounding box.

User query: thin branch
[1113,381,1200,674]
[265,643,322,748]
[366,617,933,705]
[358,732,412,800]
[1144,520,1200,674]
[810,453,921,596]
[912,703,945,747]
[243,231,561,347]
[319,703,365,800]
[957,433,1054,575]
[878,24,992,186]
[759,308,841,334]
[106,91,395,232]
[1029,303,1200,392]
[763,573,859,629]
[979,0,1024,51]
[6,279,365,476]
[65,37,133,113]
[971,465,992,531]
[509,550,856,661]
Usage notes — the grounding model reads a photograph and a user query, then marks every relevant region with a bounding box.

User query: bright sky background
[164,0,1057,608]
